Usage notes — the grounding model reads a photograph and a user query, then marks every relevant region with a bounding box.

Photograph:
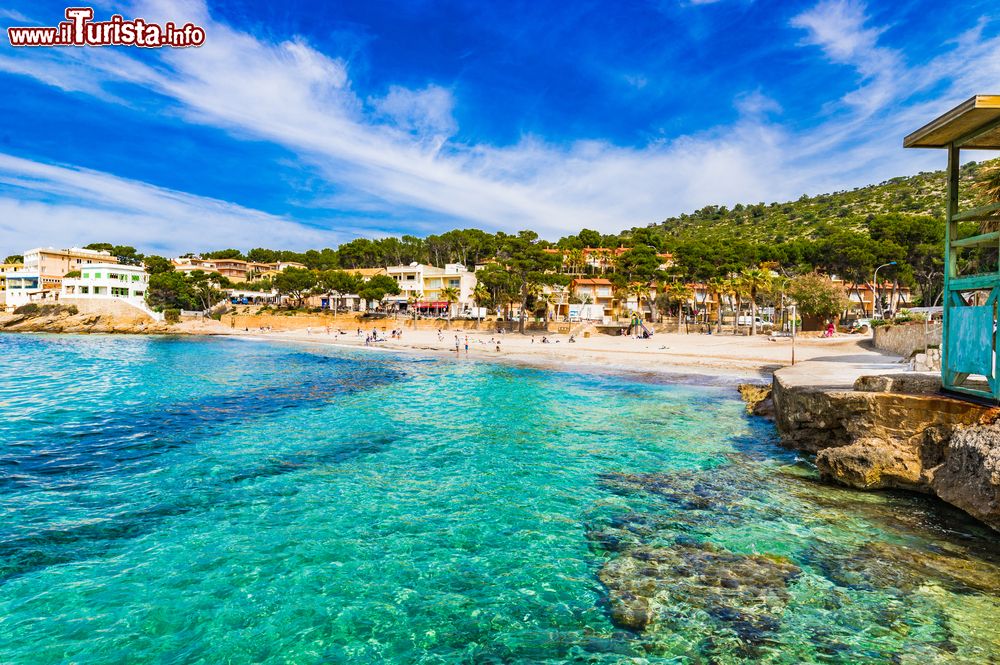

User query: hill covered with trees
[86,159,998,310]
[641,160,991,244]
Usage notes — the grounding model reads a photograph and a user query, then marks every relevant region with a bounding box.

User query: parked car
[737,315,772,328]
[848,318,872,334]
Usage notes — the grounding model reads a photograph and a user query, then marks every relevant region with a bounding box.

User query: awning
[904,95,1000,149]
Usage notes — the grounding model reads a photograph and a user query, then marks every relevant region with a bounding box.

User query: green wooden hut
[905,95,1000,402]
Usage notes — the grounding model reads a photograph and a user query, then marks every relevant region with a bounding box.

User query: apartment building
[5,247,117,309]
[61,263,149,305]
[173,257,307,282]
[0,262,23,308]
[385,263,478,315]
[571,278,616,319]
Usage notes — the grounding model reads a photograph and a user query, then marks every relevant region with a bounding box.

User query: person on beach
[495,339,501,352]
[464,336,469,353]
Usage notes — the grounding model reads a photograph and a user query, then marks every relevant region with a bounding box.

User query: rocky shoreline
[769,369,1000,532]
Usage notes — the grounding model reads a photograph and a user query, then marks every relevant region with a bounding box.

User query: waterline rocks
[737,383,774,419]
[934,422,1000,532]
[0,307,169,334]
[598,540,801,642]
[771,364,1000,531]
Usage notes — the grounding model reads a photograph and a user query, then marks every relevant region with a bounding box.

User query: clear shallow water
[0,334,998,664]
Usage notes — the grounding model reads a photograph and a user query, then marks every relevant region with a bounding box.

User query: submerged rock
[598,540,801,647]
[810,538,1000,597]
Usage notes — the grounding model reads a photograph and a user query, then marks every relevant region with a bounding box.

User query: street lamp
[873,261,897,319]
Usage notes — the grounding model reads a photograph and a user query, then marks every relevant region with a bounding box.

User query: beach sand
[227,323,899,383]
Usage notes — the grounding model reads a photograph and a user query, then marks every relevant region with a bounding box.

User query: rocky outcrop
[1,308,172,334]
[934,422,1000,531]
[737,383,774,419]
[772,368,1000,531]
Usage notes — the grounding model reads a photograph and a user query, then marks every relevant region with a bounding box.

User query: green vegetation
[143,256,227,313]
[272,267,317,307]
[83,243,144,266]
[178,162,1000,309]
[649,161,991,242]
[785,273,851,319]
[3,255,22,265]
[496,231,563,332]
[356,274,401,307]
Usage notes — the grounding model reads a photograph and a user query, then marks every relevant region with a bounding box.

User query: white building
[61,263,148,305]
[4,247,117,309]
[385,263,478,316]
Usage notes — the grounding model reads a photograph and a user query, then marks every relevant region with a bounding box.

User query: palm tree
[707,277,727,332]
[440,286,460,323]
[769,275,790,332]
[727,275,745,335]
[628,282,650,324]
[652,278,671,323]
[408,291,423,321]
[670,283,694,333]
[472,283,490,324]
[740,267,772,336]
[566,248,585,276]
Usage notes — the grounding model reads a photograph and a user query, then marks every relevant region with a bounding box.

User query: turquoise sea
[1,333,998,664]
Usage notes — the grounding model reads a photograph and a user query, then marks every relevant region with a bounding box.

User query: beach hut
[905,94,1000,402]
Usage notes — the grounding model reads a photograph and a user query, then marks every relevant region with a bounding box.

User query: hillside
[650,159,995,243]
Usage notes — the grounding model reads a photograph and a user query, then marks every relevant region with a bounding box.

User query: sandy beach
[228,323,898,383]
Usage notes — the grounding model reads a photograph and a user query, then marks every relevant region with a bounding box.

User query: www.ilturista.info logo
[7,7,206,48]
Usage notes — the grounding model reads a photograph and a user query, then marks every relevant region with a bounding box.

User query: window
[82,273,89,279]
[80,286,89,294]
[94,273,101,279]
[132,275,140,282]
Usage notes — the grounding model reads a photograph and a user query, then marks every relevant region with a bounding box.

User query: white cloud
[372,85,457,139]
[0,153,343,255]
[0,0,997,256]
[791,0,904,115]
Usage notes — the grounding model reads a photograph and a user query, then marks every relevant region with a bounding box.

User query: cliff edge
[772,362,1000,532]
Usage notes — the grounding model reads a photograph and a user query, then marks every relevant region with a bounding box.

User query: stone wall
[873,322,941,358]
[60,297,158,322]
[771,370,1000,532]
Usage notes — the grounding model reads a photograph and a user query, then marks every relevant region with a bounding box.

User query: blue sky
[0,0,998,255]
